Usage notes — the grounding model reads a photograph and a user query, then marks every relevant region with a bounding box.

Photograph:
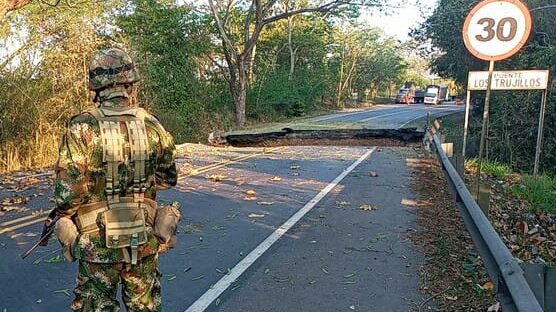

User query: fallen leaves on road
[359,204,376,211]
[191,275,205,281]
[244,189,257,200]
[53,289,71,297]
[208,174,227,182]
[256,201,274,205]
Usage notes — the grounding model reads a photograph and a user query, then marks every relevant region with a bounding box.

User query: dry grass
[0,133,59,173]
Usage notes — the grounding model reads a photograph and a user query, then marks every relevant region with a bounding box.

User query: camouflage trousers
[71,254,161,312]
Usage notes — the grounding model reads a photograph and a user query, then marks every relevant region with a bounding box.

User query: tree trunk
[248,44,256,85]
[235,59,248,127]
[336,46,345,109]
[287,15,295,80]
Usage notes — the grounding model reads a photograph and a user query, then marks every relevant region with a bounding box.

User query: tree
[413,0,556,172]
[206,0,382,127]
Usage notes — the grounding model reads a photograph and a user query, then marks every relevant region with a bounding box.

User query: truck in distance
[424,84,449,105]
[395,88,414,104]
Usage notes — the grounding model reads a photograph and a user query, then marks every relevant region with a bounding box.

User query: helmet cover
[88,48,140,90]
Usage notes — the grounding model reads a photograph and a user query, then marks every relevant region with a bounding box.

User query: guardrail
[425,122,544,312]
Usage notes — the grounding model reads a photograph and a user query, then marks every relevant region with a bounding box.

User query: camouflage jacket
[54,98,177,263]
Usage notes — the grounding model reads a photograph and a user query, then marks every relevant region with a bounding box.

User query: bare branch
[208,0,239,58]
[261,1,344,25]
[0,0,33,20]
[243,1,254,47]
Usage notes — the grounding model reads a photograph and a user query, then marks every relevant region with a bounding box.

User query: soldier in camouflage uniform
[53,48,178,312]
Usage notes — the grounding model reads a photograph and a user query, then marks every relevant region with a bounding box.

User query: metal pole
[462,90,471,159]
[533,89,548,178]
[476,60,495,198]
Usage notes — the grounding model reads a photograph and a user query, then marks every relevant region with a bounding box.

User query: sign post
[463,0,532,195]
[534,89,549,177]
[462,89,471,159]
[464,69,550,177]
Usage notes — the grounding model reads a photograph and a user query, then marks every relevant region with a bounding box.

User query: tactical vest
[76,106,155,264]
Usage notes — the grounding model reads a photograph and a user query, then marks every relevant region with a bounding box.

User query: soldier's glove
[54,217,79,262]
[154,201,181,254]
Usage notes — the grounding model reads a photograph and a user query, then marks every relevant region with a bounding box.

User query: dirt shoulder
[407,152,497,311]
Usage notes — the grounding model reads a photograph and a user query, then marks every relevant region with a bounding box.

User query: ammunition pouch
[75,199,158,264]
[54,217,79,262]
[153,202,181,252]
[103,204,147,265]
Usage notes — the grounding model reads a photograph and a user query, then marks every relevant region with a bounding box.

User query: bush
[465,158,512,179]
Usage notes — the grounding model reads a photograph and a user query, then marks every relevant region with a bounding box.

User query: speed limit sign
[463,0,532,61]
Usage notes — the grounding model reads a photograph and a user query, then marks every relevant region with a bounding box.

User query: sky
[361,0,437,42]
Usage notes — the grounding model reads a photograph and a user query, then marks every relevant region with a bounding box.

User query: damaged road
[226,128,424,147]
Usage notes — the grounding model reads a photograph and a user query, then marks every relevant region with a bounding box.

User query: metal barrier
[425,124,544,312]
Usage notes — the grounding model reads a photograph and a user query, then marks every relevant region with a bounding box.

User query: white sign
[468,70,549,90]
[463,0,532,61]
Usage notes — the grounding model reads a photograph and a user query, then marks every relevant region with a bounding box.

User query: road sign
[463,0,532,61]
[468,70,549,90]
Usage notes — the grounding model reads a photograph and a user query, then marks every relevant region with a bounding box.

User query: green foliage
[415,0,556,174]
[512,175,556,213]
[465,158,512,179]
[0,1,117,171]
[0,0,420,172]
[117,0,233,141]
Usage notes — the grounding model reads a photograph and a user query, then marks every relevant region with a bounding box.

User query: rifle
[20,210,60,259]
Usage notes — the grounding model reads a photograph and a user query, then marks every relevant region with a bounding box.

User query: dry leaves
[244,189,257,201]
[208,174,227,182]
[257,201,274,205]
[359,204,376,211]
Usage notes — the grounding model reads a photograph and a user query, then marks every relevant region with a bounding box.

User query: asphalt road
[310,104,464,129]
[226,103,465,135]
[0,104,453,311]
[0,144,428,312]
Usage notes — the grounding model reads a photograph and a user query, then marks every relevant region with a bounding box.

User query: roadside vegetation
[412,0,556,174]
[0,0,422,173]
[436,113,556,265]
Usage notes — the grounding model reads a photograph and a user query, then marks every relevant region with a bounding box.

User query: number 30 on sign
[463,0,532,61]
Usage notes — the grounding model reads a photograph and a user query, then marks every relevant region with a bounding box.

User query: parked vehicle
[395,88,414,104]
[413,89,425,103]
[424,85,449,105]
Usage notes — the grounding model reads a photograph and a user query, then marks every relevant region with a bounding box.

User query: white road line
[356,110,414,122]
[311,106,396,122]
[184,147,376,312]
[399,113,429,128]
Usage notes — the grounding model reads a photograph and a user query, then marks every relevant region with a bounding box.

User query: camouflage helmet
[88,48,140,91]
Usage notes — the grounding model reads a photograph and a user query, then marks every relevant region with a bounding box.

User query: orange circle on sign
[463,0,532,61]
